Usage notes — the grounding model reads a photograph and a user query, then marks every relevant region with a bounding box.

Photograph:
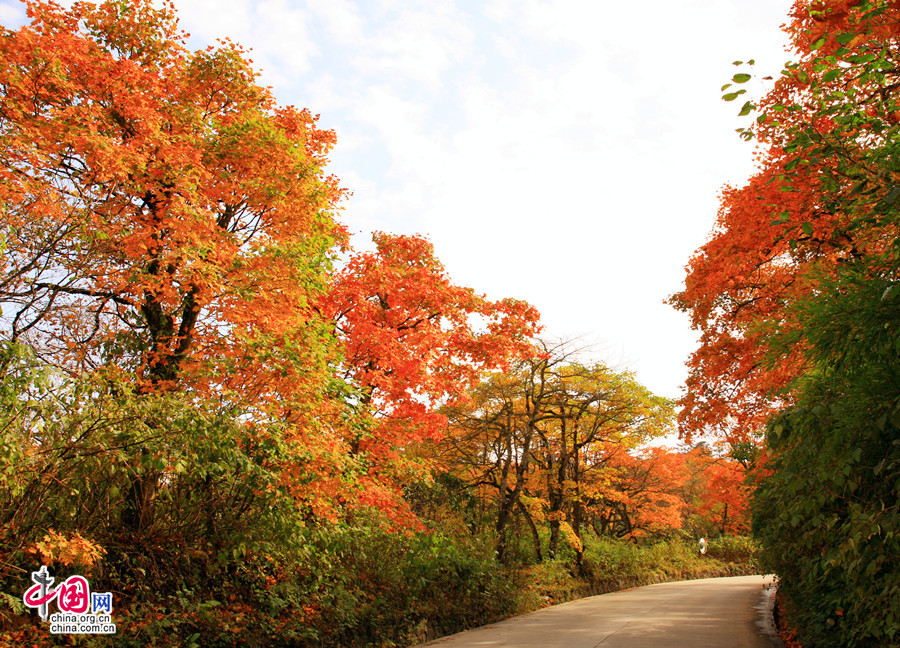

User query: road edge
[756,577,786,647]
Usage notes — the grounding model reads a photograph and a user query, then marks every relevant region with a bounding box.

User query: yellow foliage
[27,529,106,571]
[559,521,583,553]
[519,495,548,523]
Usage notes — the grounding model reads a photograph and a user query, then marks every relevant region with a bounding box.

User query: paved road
[418,575,779,648]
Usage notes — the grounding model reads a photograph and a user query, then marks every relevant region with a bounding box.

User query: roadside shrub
[705,536,759,568]
[753,272,900,648]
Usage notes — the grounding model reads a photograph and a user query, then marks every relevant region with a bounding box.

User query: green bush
[309,523,518,647]
[705,536,759,568]
[754,271,900,648]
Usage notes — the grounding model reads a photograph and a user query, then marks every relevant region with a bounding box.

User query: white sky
[0,0,797,401]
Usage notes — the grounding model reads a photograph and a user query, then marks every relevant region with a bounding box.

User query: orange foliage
[326,232,541,448]
[0,0,344,391]
[592,445,751,539]
[671,159,829,442]
[0,0,542,524]
[26,529,105,571]
[693,454,751,535]
[671,0,900,443]
[598,448,690,538]
[322,233,541,520]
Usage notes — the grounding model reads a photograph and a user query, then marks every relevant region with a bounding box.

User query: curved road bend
[418,575,779,648]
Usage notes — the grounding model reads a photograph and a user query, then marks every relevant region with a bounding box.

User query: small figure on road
[699,537,708,555]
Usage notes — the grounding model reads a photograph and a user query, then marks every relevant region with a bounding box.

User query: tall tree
[531,363,672,557]
[669,0,900,443]
[439,343,567,563]
[0,0,344,388]
[0,0,348,531]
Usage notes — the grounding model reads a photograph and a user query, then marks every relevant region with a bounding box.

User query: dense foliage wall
[753,270,900,647]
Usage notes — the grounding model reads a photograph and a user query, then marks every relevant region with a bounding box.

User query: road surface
[417,575,780,648]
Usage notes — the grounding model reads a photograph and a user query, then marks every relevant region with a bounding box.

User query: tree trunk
[548,519,560,559]
[518,500,543,562]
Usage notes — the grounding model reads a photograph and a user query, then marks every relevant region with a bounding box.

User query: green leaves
[738,101,755,117]
[835,32,857,45]
[724,62,758,103]
[821,68,843,84]
[754,267,900,648]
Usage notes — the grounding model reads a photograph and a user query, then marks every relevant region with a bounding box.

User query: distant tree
[439,344,567,564]
[440,341,673,562]
[586,448,688,540]
[694,455,750,536]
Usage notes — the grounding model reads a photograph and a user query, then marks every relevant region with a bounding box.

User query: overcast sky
[0,0,797,401]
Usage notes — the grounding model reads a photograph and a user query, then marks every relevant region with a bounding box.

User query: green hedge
[753,271,900,648]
